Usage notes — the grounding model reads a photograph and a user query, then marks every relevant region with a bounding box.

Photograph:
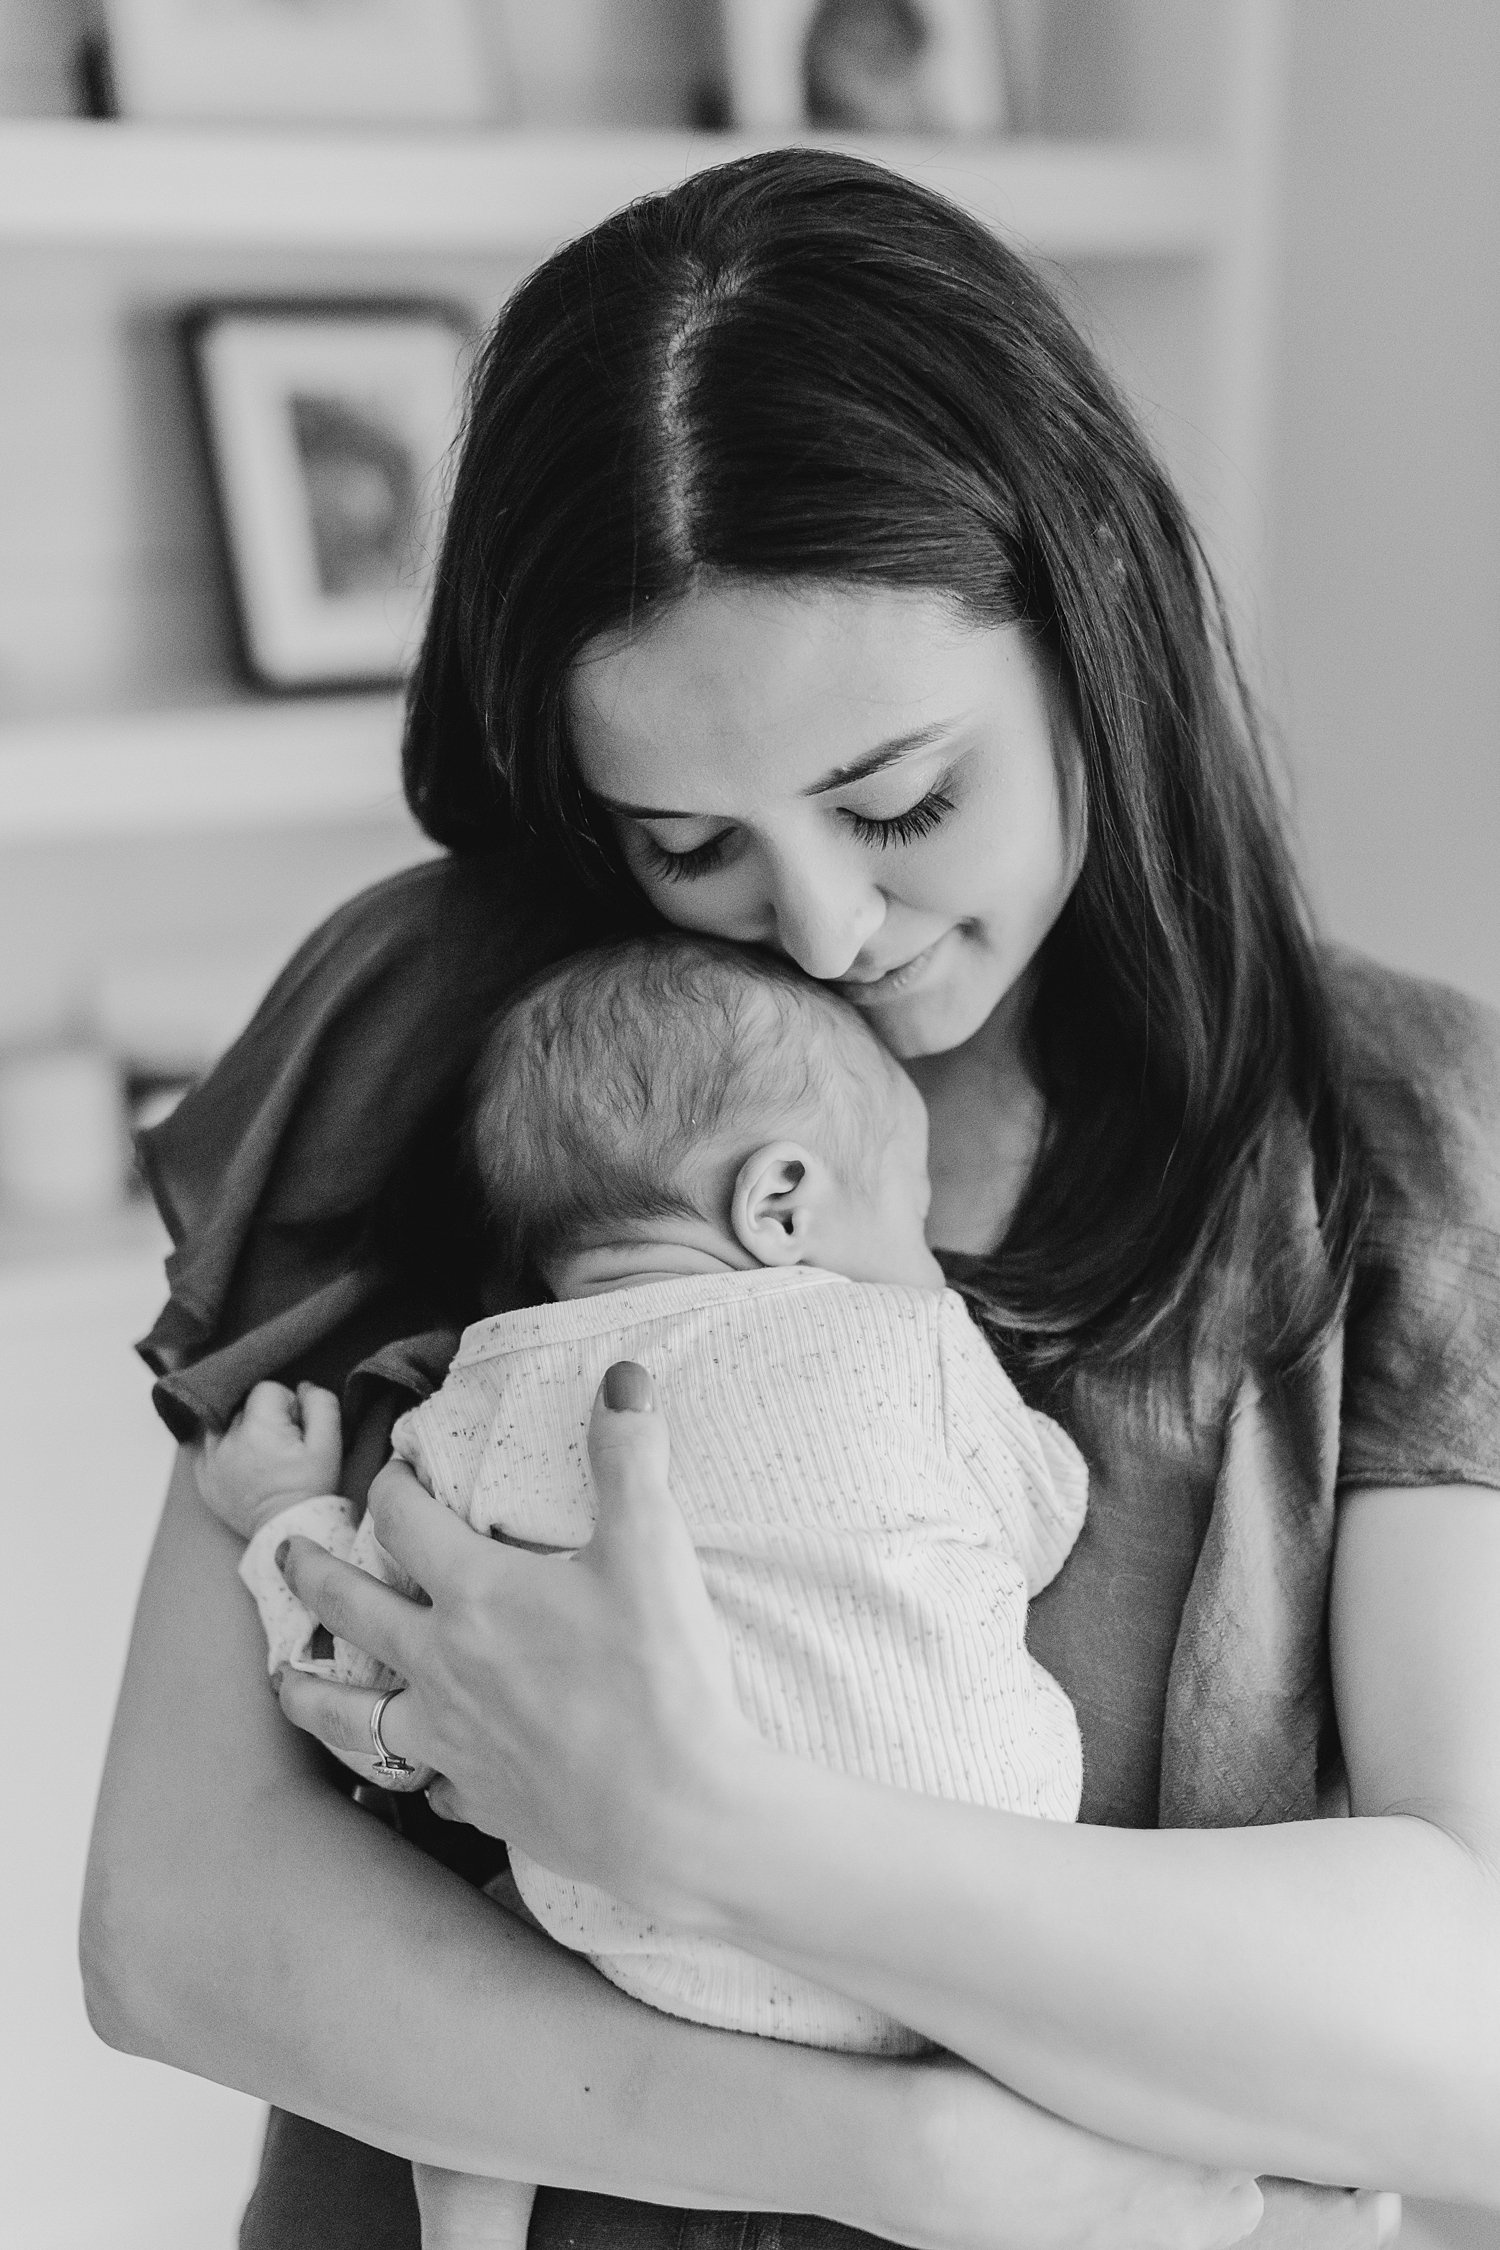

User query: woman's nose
[768,860,886,981]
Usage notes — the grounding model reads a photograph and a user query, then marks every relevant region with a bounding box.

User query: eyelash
[642,786,957,884]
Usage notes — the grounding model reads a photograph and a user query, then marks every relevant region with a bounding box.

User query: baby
[199,933,1087,2250]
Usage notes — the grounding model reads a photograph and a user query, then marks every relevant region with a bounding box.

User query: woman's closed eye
[641,783,958,883]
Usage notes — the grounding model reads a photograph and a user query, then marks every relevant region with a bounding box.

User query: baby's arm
[197,1380,428,1785]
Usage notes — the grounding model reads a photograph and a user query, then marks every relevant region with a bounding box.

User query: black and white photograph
[720,0,1007,134]
[2,6,1499,2250]
[97,0,494,125]
[188,304,472,688]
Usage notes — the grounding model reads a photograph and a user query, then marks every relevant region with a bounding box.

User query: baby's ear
[731,1140,826,1268]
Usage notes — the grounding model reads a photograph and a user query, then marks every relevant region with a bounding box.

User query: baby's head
[470,935,943,1299]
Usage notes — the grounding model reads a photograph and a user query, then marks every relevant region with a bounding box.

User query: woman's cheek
[617,839,714,930]
[643,867,749,940]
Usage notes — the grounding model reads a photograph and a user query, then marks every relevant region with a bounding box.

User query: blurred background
[0,4,1495,2245]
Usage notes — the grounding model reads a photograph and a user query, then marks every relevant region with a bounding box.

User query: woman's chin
[866,970,1005,1061]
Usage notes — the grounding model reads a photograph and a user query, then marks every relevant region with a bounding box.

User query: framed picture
[721,0,1007,135]
[187,303,473,693]
[98,0,494,127]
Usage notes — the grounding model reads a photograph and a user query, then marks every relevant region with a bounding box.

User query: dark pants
[238,2109,883,2250]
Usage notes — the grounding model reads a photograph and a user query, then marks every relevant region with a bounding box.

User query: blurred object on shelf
[96,941,269,1080]
[0,0,86,116]
[91,0,497,127]
[186,302,472,692]
[0,1038,128,1217]
[126,1068,194,1141]
[492,1,721,130]
[721,0,1006,134]
[0,941,262,1235]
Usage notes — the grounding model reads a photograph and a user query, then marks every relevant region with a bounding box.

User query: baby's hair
[470,935,897,1282]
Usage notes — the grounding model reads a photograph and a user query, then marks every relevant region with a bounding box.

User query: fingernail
[1374,2194,1402,2248]
[274,1539,291,1574]
[604,1361,652,1413]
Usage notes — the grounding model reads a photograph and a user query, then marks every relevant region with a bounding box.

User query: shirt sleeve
[937,1293,1089,1593]
[133,850,564,1444]
[1335,955,1500,1492]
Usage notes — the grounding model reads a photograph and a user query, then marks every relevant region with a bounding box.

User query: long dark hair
[404,147,1365,1374]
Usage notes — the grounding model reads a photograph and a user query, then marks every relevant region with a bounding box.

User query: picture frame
[97,0,494,127]
[186,302,474,693]
[720,0,1007,136]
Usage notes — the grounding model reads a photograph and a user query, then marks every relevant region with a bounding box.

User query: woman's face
[566,580,1086,1061]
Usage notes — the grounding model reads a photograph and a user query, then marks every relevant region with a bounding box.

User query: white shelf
[0,121,1226,260]
[0,695,408,842]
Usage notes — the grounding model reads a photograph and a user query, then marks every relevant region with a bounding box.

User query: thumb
[296,1382,342,1457]
[586,1362,676,1557]
[586,1363,737,1711]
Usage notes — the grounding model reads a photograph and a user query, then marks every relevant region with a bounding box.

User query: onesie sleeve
[391,1368,496,1516]
[133,850,572,1445]
[239,1493,369,1675]
[1333,956,1500,1492]
[237,1495,432,1791]
[937,1293,1088,1593]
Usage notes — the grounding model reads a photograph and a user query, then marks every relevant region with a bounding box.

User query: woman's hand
[275,1362,759,1920]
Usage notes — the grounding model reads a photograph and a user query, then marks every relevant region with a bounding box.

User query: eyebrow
[590,724,952,821]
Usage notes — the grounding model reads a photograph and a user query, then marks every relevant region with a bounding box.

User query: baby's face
[811,1061,945,1292]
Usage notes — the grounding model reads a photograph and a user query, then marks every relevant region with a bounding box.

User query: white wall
[1,1239,264,2250]
[1268,0,1500,1010]
[1269,12,1500,2243]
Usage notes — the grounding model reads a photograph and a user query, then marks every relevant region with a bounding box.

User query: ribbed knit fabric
[241,1266,1086,2055]
[240,1495,420,1787]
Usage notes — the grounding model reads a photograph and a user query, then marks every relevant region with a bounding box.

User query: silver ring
[369,1686,414,1780]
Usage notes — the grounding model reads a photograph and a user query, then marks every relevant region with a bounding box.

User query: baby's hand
[196,1381,344,1540]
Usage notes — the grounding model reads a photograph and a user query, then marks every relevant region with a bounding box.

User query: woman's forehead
[565,580,1015,810]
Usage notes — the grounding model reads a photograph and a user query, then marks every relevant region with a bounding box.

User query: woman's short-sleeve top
[137,857,1500,1833]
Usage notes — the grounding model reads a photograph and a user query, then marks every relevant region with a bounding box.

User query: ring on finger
[369,1686,415,1779]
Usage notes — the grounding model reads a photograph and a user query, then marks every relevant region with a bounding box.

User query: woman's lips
[837,930,952,1003]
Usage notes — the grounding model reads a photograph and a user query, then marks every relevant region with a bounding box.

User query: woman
[83,152,1500,2248]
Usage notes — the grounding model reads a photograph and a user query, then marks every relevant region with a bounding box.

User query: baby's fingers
[241,1380,301,1434]
[295,1381,342,1456]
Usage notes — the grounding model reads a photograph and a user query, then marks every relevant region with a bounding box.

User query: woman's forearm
[80,1456,911,2223]
[692,1753,1500,2200]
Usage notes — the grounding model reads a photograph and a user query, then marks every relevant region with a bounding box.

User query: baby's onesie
[241,1265,1087,2055]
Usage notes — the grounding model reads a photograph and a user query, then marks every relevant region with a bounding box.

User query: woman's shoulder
[1325,942,1500,1258]
[137,852,585,1440]
[1326,947,1500,1494]
[1326,945,1500,1131]
[141,852,542,1238]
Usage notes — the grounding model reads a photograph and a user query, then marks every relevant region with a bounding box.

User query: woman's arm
[81,1448,1261,2250]
[278,1385,1500,2207]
